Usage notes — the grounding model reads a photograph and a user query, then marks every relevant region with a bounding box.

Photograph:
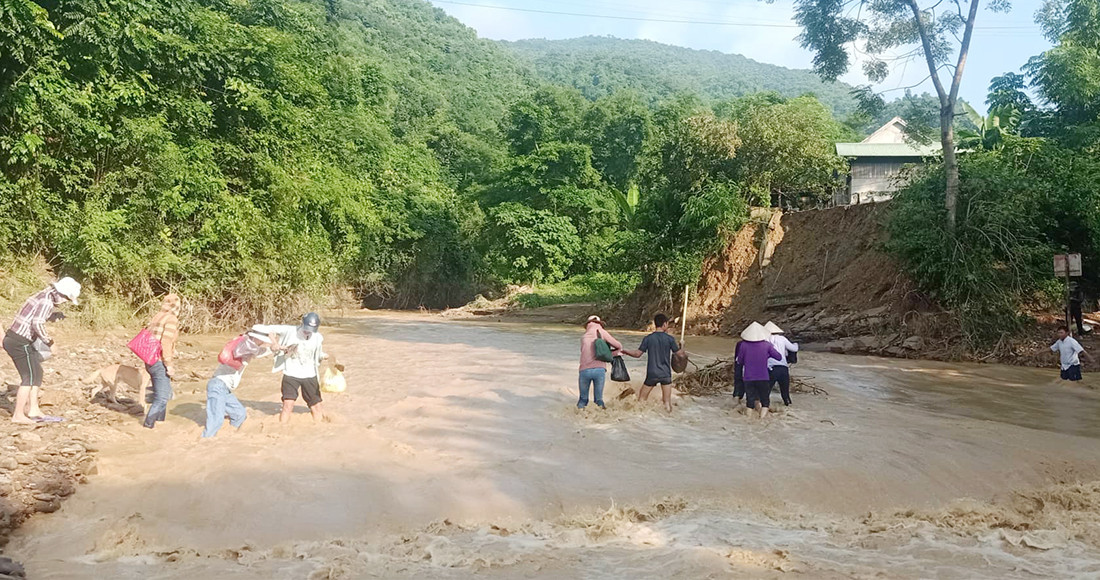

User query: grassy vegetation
[512,273,640,309]
[0,258,137,331]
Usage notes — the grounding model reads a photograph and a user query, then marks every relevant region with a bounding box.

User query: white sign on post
[1054,253,1083,277]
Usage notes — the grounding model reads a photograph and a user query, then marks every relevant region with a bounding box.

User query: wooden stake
[681,284,690,345]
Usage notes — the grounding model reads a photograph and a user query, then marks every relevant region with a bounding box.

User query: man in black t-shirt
[621,313,680,413]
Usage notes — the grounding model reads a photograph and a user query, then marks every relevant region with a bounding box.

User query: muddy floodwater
[9,313,1100,578]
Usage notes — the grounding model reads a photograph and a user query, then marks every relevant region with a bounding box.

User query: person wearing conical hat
[765,321,799,407]
[735,322,782,418]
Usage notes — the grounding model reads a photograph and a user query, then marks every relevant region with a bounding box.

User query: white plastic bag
[322,365,346,393]
[32,339,52,361]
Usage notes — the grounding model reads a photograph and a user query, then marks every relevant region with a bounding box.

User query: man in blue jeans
[577,315,625,409]
[202,331,279,438]
[143,294,180,429]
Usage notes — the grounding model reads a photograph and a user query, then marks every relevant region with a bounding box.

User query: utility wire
[430,0,1040,31]
[432,0,799,28]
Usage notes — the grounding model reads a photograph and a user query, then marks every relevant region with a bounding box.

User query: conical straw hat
[740,321,769,342]
[764,321,784,334]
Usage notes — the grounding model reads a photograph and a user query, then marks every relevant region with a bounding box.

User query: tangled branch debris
[675,358,829,397]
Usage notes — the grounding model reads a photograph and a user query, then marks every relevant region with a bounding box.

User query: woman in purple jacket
[736,322,782,418]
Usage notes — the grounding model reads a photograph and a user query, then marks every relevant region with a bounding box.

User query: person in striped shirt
[3,277,81,424]
[142,294,181,429]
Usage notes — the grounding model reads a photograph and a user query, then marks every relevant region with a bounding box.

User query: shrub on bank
[886,138,1100,346]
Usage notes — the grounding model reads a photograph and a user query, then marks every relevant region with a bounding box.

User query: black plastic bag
[611,355,630,382]
[787,349,798,364]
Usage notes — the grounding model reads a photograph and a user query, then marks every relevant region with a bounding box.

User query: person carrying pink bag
[139,294,181,429]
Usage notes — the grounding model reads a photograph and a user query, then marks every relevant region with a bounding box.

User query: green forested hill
[0,0,860,318]
[0,0,535,314]
[501,36,858,116]
[339,0,532,136]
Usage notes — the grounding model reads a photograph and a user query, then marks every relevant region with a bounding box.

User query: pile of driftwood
[674,357,829,398]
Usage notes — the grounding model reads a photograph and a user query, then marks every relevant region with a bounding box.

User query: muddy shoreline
[0,325,224,573]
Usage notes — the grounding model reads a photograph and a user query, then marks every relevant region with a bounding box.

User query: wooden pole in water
[680,284,690,345]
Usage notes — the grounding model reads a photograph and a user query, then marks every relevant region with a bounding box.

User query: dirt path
[5,313,1100,578]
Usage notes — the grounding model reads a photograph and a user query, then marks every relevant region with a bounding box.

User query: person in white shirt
[252,312,329,423]
[764,321,799,406]
[1051,325,1091,382]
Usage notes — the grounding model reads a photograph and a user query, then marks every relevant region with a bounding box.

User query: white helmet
[51,277,81,305]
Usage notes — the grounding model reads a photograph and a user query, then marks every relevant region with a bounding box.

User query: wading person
[1069,283,1087,335]
[1051,325,1090,382]
[3,277,81,424]
[736,322,782,419]
[253,313,328,423]
[142,294,181,429]
[629,313,680,414]
[733,339,745,406]
[202,331,279,438]
[764,321,799,406]
[577,315,624,409]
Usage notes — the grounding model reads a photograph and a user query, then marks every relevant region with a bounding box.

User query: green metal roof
[835,142,941,157]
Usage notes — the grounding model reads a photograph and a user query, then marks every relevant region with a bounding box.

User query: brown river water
[9,312,1100,578]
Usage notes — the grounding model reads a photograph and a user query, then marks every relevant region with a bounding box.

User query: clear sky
[427,0,1050,113]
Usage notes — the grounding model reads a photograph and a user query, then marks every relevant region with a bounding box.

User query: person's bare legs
[11,386,35,424]
[309,402,326,422]
[637,385,654,402]
[661,385,673,413]
[27,386,43,418]
[280,399,295,423]
[760,405,769,419]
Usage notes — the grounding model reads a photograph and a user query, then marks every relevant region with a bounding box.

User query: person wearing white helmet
[764,321,799,407]
[735,322,782,418]
[252,312,329,423]
[3,277,81,424]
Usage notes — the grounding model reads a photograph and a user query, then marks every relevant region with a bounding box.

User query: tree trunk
[941,105,958,233]
[905,0,977,234]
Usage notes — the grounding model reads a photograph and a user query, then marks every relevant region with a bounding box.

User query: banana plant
[611,182,640,225]
[958,102,1021,151]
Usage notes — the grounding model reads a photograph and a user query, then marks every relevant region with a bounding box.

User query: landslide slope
[617,203,950,357]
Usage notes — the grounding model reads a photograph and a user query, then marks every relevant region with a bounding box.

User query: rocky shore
[0,329,212,574]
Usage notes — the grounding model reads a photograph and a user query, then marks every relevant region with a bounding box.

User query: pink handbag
[127,328,162,366]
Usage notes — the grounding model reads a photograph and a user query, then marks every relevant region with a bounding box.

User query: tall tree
[1026,0,1100,146]
[793,0,1011,231]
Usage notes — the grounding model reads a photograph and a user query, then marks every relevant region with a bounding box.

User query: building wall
[838,157,923,205]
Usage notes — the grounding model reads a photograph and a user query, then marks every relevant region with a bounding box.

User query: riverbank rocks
[0,556,25,579]
[0,327,211,572]
[902,336,925,351]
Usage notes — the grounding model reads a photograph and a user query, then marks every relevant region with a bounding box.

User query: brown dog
[83,364,149,411]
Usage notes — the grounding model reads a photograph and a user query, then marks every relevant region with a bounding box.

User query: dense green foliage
[0,0,857,316]
[503,37,858,118]
[0,0,531,312]
[887,0,1100,346]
